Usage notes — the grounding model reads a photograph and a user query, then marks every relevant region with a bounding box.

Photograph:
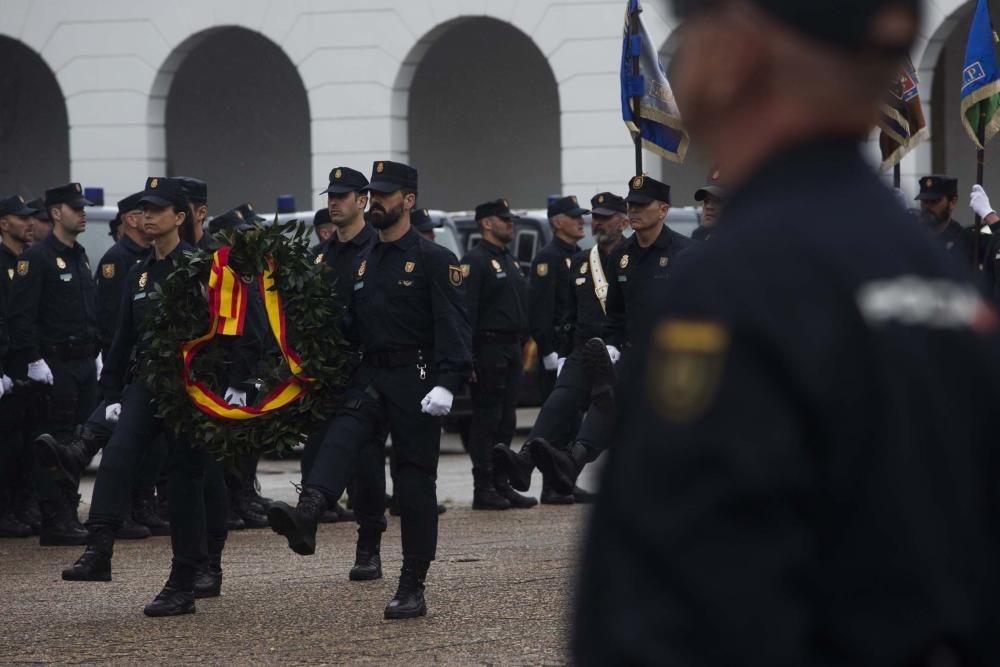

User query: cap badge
[712,170,721,181]
[620,254,630,270]
[334,169,342,180]
[138,272,148,289]
[376,162,385,174]
[235,210,244,220]
[598,195,605,204]
[247,204,254,211]
[924,178,933,188]
[17,196,24,203]
[491,259,502,272]
[314,253,324,265]
[405,261,415,273]
[571,196,578,205]
[632,176,644,190]
[501,199,508,209]
[358,259,367,278]
[150,179,158,189]
[56,257,67,270]
[75,183,82,193]
[423,209,429,217]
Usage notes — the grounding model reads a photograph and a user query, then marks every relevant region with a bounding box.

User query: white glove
[606,345,622,364]
[95,353,103,380]
[971,184,995,219]
[224,387,248,407]
[1,375,12,394]
[420,386,454,417]
[27,359,54,385]
[542,352,559,371]
[556,357,566,377]
[105,403,122,423]
[0,378,5,400]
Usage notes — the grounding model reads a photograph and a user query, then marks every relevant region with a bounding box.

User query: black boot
[494,473,537,509]
[34,430,102,488]
[472,468,511,510]
[0,506,32,538]
[389,496,445,516]
[384,559,429,619]
[349,527,382,581]
[144,566,196,617]
[194,539,224,599]
[132,488,171,536]
[267,486,327,556]
[320,502,355,524]
[232,489,269,529]
[573,486,598,504]
[491,441,537,492]
[116,514,152,540]
[62,525,114,581]
[540,481,575,506]
[39,485,88,546]
[583,337,616,392]
[14,491,41,535]
[533,441,590,497]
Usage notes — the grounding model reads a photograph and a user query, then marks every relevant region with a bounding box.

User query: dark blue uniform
[529,237,579,360]
[95,236,149,355]
[575,139,1000,665]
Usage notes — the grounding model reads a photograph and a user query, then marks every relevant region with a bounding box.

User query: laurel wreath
[141,221,351,461]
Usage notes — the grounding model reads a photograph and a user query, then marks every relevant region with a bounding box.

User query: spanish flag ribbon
[180,250,312,421]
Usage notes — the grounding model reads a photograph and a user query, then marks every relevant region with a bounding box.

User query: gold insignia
[16,260,28,276]
[247,204,254,212]
[648,320,730,423]
[314,253,324,265]
[401,280,413,287]
[56,257,66,270]
[579,262,588,274]
[138,272,148,289]
[101,263,115,279]
[334,169,342,180]
[150,178,158,189]
[924,178,932,188]
[17,196,24,203]
[598,195,605,204]
[234,210,244,220]
[632,176,644,190]
[376,162,385,174]
[711,170,721,181]
[501,199,508,209]
[565,258,571,269]
[449,264,463,287]
[461,264,471,277]
[405,261,415,273]
[491,259,502,272]
[422,209,429,217]
[659,256,669,267]
[575,277,586,286]
[571,196,578,204]
[358,259,367,278]
[75,183,82,193]
[536,262,549,277]
[620,254,630,270]
[6,268,13,280]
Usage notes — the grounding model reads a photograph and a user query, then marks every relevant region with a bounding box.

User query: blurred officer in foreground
[692,170,727,242]
[576,0,1000,664]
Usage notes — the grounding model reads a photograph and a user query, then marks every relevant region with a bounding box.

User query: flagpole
[630,5,643,177]
[975,101,987,270]
[893,163,901,189]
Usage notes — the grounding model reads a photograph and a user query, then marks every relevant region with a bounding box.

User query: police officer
[411,207,437,242]
[95,193,149,356]
[8,182,99,546]
[0,196,36,537]
[236,202,266,225]
[575,0,1000,663]
[175,177,211,251]
[269,160,473,620]
[460,198,532,510]
[530,196,587,397]
[494,193,628,504]
[692,170,727,241]
[311,207,335,251]
[915,176,974,259]
[26,198,52,242]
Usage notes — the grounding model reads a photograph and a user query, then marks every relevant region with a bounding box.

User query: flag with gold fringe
[879,57,928,171]
[961,0,1000,148]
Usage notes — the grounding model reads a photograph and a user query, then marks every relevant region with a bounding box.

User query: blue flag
[961,0,1000,149]
[620,0,689,163]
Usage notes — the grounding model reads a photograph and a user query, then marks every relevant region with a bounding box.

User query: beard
[369,201,404,230]
[920,208,949,228]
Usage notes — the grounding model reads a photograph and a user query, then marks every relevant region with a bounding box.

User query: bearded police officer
[269,160,473,620]
[460,198,532,510]
[575,0,1000,664]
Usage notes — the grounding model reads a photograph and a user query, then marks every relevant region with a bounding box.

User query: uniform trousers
[468,342,522,470]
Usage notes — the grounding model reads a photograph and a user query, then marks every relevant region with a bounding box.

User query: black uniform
[8,232,99,441]
[529,237,579,361]
[95,236,149,355]
[461,233,528,477]
[575,138,1000,665]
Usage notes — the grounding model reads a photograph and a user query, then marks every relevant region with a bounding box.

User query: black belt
[363,347,433,369]
[43,341,98,362]
[474,331,521,345]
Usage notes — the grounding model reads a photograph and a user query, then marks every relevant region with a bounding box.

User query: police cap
[26,198,49,221]
[915,175,958,202]
[45,182,93,209]
[175,177,208,204]
[0,195,39,218]
[109,217,122,238]
[671,0,920,55]
[626,175,672,206]
[368,161,418,193]
[117,192,144,215]
[138,177,189,210]
[322,167,369,195]
[590,193,627,216]
[694,169,727,202]
[411,208,439,232]
[548,196,590,219]
[236,203,266,224]
[475,198,518,221]
[209,208,252,236]
[312,208,332,227]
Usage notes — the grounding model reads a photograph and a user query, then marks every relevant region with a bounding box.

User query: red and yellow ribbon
[180,249,312,421]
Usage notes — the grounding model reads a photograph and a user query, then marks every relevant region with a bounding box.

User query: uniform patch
[138,272,148,289]
[357,260,367,278]
[449,265,463,287]
[16,260,28,276]
[490,259,502,272]
[405,261,415,273]
[648,320,730,423]
[461,264,471,277]
[6,268,13,280]
[620,255,630,270]
[536,263,549,277]
[101,263,115,279]
[659,256,669,268]
[579,262,588,274]
[56,257,67,270]
[575,277,586,286]
[314,253,324,265]
[400,280,413,287]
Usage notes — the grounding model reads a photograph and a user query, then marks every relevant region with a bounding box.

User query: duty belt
[363,347,433,369]
[43,341,98,362]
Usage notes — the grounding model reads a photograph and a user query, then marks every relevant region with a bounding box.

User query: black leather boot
[34,429,104,487]
[491,441,537,492]
[39,485,88,546]
[572,486,598,504]
[533,441,590,497]
[539,481,575,505]
[62,525,115,581]
[231,488,269,529]
[384,559,429,619]
[194,539,224,599]
[116,514,152,540]
[0,505,32,538]
[349,527,382,581]
[320,502,355,524]
[14,490,41,535]
[267,487,327,556]
[472,468,511,510]
[494,473,537,508]
[144,565,196,617]
[132,488,171,536]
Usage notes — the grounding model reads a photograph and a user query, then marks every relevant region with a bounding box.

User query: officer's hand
[971,184,996,220]
[105,403,122,424]
[606,345,622,364]
[420,386,454,417]
[224,387,248,407]
[542,352,559,371]
[556,357,566,376]
[27,359,54,385]
[0,375,12,395]
[95,353,103,381]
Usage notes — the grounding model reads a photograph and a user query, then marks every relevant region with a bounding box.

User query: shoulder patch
[565,257,572,269]
[16,260,28,276]
[101,263,115,279]
[648,320,730,424]
[449,264,463,287]
[536,262,549,277]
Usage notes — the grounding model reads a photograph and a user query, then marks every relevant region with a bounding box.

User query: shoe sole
[532,445,577,497]
[491,446,532,492]
[349,569,383,582]
[582,338,616,388]
[266,505,315,556]
[384,605,427,620]
[143,604,196,617]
